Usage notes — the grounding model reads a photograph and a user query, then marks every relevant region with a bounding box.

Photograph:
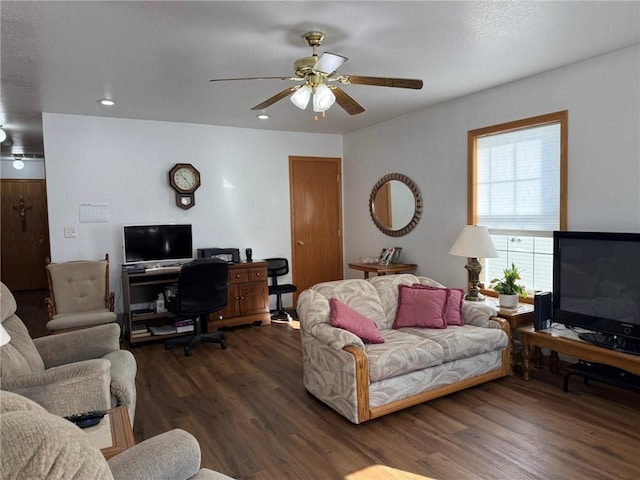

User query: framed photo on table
[379,247,403,266]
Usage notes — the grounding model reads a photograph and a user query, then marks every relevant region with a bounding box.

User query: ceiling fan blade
[332,86,365,115]
[313,52,348,75]
[209,76,297,82]
[337,75,423,89]
[250,87,297,110]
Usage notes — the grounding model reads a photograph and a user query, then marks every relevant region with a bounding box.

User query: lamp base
[464,258,485,302]
[464,290,485,302]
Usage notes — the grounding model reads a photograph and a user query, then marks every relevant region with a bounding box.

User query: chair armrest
[108,429,201,480]
[308,323,365,351]
[0,359,111,416]
[33,323,121,368]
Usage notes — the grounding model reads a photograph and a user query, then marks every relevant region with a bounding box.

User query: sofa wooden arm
[343,345,370,423]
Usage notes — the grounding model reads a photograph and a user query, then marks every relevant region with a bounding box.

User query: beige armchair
[45,253,117,333]
[0,282,137,423]
[0,390,235,480]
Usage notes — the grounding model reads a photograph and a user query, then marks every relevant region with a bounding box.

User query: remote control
[75,417,102,429]
[64,410,106,424]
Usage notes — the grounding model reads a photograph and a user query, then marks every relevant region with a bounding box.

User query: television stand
[519,324,640,382]
[564,360,640,393]
[577,332,640,355]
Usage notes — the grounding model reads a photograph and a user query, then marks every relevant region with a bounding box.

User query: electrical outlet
[64,227,78,238]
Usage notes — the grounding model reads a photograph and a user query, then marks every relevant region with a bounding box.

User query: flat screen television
[553,231,640,353]
[123,224,193,265]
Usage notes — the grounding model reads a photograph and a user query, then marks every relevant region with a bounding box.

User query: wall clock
[169,163,201,210]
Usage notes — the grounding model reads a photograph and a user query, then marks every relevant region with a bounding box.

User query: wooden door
[373,182,392,227]
[289,156,343,303]
[1,179,51,291]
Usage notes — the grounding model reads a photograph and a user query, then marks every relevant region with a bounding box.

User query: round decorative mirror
[369,173,422,237]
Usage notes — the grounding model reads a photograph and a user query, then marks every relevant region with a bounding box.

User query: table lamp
[0,323,11,346]
[449,225,499,301]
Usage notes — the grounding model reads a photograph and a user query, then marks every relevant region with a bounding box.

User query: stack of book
[174,318,195,333]
[149,324,177,336]
[131,324,151,339]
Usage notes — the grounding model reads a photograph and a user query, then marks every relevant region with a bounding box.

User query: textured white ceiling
[1,1,639,156]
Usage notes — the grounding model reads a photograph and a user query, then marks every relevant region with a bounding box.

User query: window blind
[476,123,561,231]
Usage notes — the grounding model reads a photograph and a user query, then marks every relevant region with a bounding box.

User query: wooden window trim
[467,111,568,299]
[468,110,568,229]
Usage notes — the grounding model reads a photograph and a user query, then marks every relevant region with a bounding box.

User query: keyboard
[144,266,182,273]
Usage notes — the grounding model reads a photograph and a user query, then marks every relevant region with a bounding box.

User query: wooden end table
[487,300,535,374]
[519,324,640,381]
[83,406,135,459]
[348,262,417,279]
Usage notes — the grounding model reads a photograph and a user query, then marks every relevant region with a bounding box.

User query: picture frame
[379,247,395,266]
[379,247,403,266]
[390,247,402,264]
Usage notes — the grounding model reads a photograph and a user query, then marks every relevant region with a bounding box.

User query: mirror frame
[369,173,422,237]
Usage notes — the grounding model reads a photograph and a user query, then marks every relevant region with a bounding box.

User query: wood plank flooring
[14,290,640,480]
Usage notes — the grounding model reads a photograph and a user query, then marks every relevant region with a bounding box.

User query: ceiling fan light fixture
[290,86,311,109]
[313,84,335,112]
[13,154,24,170]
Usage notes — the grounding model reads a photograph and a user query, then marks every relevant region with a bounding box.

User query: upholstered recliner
[45,253,117,333]
[0,282,137,423]
[0,390,235,480]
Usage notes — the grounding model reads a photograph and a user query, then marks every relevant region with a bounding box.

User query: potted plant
[490,263,527,308]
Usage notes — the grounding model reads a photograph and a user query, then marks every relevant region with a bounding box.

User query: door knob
[297,241,304,246]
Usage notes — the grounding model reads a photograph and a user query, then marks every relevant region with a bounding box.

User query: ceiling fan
[209,31,423,117]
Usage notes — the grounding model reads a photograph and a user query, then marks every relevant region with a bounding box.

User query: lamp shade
[290,86,311,109]
[312,84,335,112]
[449,225,498,258]
[0,323,11,346]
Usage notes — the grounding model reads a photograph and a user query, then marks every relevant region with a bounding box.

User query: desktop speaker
[534,291,552,330]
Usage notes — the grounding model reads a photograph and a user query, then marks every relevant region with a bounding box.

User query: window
[468,111,568,294]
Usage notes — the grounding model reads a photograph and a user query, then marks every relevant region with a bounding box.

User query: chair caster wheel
[164,342,172,350]
[184,348,192,356]
[221,341,228,350]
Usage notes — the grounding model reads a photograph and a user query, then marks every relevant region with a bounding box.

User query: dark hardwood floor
[14,290,640,480]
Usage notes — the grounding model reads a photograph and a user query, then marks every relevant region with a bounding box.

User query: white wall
[343,46,640,289]
[42,114,342,309]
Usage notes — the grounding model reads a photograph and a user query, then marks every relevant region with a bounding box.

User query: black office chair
[265,258,297,321]
[164,258,229,356]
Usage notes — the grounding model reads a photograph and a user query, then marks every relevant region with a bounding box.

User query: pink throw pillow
[411,284,465,326]
[393,285,447,329]
[330,298,385,344]
[443,288,465,326]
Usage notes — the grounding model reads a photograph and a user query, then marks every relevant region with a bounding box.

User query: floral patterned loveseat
[296,274,511,424]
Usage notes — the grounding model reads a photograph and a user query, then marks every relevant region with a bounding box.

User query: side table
[83,406,135,459]
[486,300,534,374]
[348,262,417,279]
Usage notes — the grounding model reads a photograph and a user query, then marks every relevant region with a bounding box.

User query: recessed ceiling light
[98,99,115,106]
[256,114,269,120]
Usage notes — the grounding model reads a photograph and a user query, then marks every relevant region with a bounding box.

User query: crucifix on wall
[12,195,33,232]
